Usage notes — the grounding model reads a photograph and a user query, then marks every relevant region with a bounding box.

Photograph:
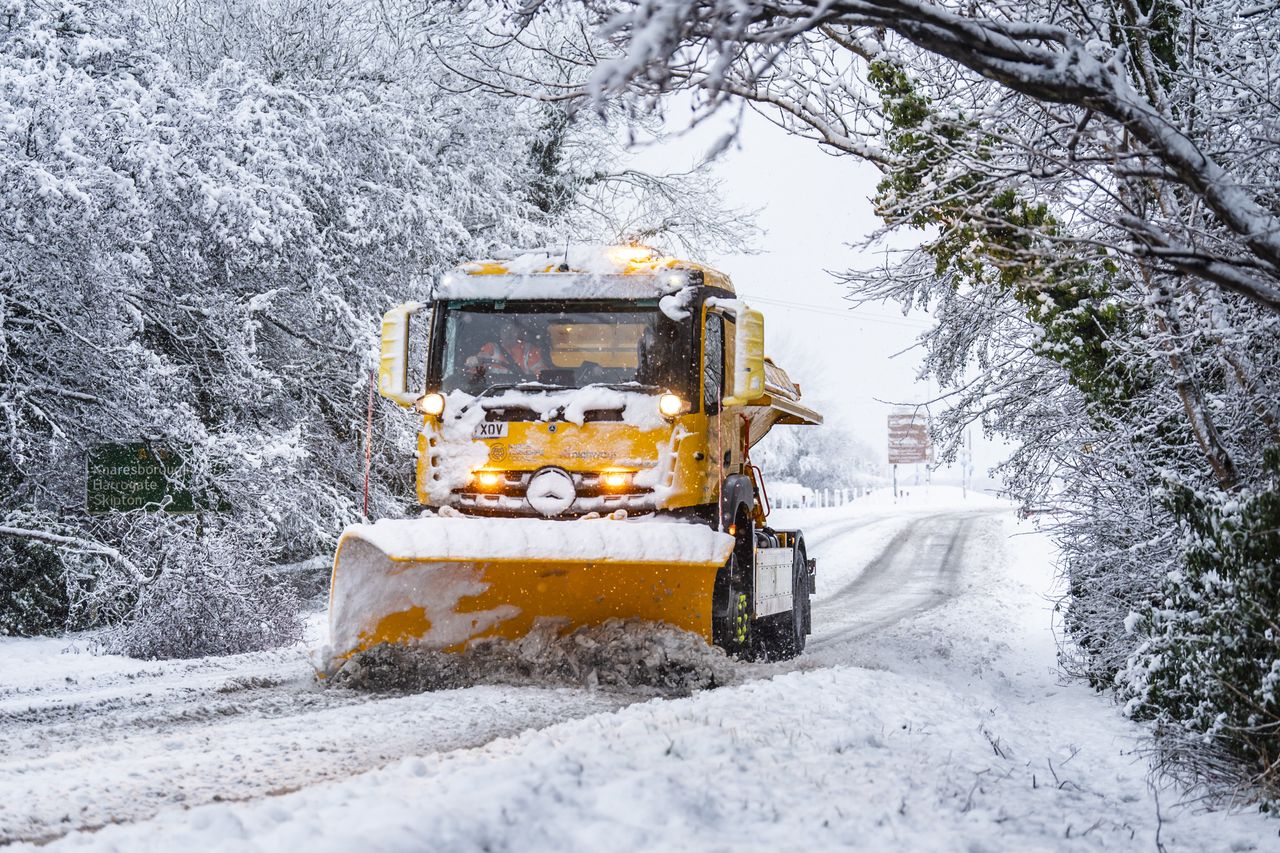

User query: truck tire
[791,545,810,652]
[712,520,754,660]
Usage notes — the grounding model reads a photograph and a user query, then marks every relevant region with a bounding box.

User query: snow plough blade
[321,517,734,674]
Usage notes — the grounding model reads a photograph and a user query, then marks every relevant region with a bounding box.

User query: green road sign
[86,443,208,513]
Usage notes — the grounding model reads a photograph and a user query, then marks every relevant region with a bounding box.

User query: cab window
[703,315,723,413]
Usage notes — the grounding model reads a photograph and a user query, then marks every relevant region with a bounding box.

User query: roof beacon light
[606,246,655,267]
[660,270,689,291]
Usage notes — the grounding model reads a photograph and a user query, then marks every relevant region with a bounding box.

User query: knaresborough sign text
[86,443,214,513]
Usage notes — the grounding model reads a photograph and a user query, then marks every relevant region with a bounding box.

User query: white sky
[631,107,1008,489]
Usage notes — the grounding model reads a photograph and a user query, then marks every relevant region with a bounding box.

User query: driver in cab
[466,324,547,383]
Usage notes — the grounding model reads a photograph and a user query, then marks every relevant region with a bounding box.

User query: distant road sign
[86,443,200,513]
[888,411,931,465]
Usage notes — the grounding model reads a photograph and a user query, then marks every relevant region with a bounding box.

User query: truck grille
[481,407,624,423]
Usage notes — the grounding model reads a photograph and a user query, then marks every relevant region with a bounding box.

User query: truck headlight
[658,393,685,417]
[659,270,689,290]
[416,392,446,416]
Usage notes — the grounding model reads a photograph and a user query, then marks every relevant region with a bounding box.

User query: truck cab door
[702,311,742,491]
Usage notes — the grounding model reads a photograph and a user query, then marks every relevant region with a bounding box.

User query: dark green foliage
[1123,446,1280,801]
[868,61,1143,412]
[1111,0,1182,79]
[0,539,76,636]
[526,106,582,217]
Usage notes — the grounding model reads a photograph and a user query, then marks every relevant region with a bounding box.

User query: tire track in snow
[806,511,989,652]
[795,513,892,551]
[0,653,626,844]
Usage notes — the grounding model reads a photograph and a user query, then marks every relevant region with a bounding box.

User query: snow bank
[28,656,1272,852]
[0,649,624,845]
[0,636,126,693]
[855,483,1012,510]
[765,485,1012,532]
[13,504,1275,851]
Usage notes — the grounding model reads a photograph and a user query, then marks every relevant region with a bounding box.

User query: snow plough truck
[323,246,822,673]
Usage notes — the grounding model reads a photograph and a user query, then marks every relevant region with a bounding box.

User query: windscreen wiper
[475,382,572,399]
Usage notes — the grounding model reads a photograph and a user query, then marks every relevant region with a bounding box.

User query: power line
[743,294,927,327]
[740,294,935,330]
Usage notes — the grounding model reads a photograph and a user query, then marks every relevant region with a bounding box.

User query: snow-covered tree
[0,0,745,656]
[752,424,881,492]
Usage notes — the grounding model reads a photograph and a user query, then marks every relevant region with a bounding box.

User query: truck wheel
[712,529,754,660]
[790,546,810,654]
[729,585,752,657]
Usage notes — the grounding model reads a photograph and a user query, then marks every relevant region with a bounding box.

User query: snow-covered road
[0,619,630,843]
[808,511,977,652]
[4,490,1276,850]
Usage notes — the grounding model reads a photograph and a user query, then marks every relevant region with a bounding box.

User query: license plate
[473,422,508,439]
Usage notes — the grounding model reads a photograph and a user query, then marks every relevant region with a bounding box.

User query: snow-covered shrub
[1120,448,1280,804]
[1048,438,1178,688]
[839,63,1280,807]
[0,0,374,653]
[102,523,301,660]
[1058,507,1170,689]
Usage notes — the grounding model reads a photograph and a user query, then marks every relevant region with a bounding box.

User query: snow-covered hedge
[1120,449,1280,803]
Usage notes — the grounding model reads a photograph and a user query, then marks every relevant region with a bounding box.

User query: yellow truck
[323,246,822,673]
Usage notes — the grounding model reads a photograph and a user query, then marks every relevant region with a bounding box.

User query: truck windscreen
[439,302,689,396]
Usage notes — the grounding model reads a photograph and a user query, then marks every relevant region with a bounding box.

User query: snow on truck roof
[436,245,735,301]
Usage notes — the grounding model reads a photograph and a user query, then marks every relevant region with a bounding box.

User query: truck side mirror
[723,307,766,406]
[378,301,426,407]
